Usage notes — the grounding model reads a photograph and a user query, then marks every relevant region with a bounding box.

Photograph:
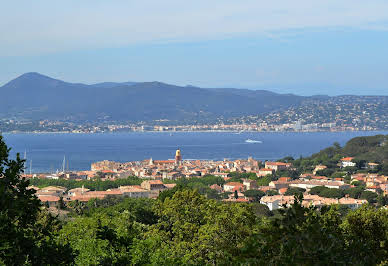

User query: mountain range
[0,72,386,123]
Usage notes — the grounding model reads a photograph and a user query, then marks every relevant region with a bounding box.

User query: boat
[245,139,262,144]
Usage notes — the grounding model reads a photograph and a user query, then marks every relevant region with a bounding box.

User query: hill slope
[0,73,305,122]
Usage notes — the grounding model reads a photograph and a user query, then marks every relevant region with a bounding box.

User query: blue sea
[2,131,388,173]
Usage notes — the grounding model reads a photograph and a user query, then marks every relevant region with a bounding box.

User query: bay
[2,131,388,173]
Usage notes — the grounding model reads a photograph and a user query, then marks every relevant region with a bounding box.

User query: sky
[1,0,388,95]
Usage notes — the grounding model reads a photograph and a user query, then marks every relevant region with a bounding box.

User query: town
[27,148,388,210]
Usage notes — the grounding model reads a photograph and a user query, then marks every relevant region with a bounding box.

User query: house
[367,162,379,169]
[209,184,223,193]
[289,180,350,190]
[224,182,244,192]
[119,186,150,198]
[265,161,291,171]
[141,180,166,191]
[278,187,288,195]
[37,186,66,196]
[213,172,230,178]
[269,180,290,190]
[68,187,90,196]
[340,157,356,168]
[38,195,60,208]
[261,194,367,211]
[313,165,327,175]
[257,168,274,177]
[242,179,257,190]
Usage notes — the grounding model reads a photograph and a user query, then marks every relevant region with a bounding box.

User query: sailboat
[62,155,66,173]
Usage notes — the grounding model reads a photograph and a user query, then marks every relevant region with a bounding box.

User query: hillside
[0,73,305,122]
[228,96,388,130]
[310,135,388,163]
[1,73,387,128]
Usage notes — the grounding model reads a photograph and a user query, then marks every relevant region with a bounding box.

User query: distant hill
[0,72,306,122]
[1,73,387,125]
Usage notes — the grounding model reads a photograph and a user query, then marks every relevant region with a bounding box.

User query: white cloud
[1,0,388,56]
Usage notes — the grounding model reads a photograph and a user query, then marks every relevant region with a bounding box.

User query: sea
[2,131,388,173]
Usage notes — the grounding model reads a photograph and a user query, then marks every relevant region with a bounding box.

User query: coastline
[2,129,388,134]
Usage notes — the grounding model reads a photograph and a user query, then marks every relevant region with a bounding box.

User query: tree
[341,205,388,264]
[236,195,388,265]
[58,195,65,210]
[319,188,344,199]
[284,187,305,196]
[234,190,238,199]
[237,195,350,265]
[344,187,364,199]
[243,190,265,201]
[309,186,327,195]
[360,190,378,203]
[132,190,256,265]
[0,135,73,265]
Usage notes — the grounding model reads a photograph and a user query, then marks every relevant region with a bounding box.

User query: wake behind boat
[245,139,262,144]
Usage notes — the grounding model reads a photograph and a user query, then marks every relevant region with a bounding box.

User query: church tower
[175,149,182,166]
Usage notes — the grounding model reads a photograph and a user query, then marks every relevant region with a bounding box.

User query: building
[243,179,257,190]
[141,180,166,191]
[257,168,274,177]
[224,182,244,192]
[313,165,327,175]
[340,157,356,168]
[265,161,291,171]
[175,149,182,166]
[260,195,367,211]
[119,186,150,198]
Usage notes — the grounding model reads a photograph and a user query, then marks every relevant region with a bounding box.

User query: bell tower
[175,149,182,166]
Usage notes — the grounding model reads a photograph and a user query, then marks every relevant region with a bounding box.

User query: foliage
[344,187,364,199]
[0,135,73,265]
[319,188,345,199]
[341,205,388,265]
[360,190,378,203]
[243,190,265,201]
[237,195,388,265]
[132,190,256,265]
[284,187,306,196]
[256,175,272,186]
[29,176,143,191]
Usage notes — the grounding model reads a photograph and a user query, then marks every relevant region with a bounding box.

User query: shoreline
[2,129,388,135]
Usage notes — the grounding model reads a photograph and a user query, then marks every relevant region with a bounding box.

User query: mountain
[0,73,306,122]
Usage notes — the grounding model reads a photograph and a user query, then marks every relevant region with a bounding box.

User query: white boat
[245,139,262,144]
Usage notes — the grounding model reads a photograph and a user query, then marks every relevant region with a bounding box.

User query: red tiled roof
[225,182,243,186]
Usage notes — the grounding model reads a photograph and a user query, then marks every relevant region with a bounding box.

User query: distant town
[0,118,384,133]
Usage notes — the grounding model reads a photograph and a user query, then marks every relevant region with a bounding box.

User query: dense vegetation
[29,176,143,191]
[278,134,388,177]
[1,135,388,265]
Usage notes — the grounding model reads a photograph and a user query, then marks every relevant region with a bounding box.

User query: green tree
[341,205,388,264]
[284,187,305,196]
[319,188,345,199]
[243,190,265,201]
[309,186,327,195]
[237,195,349,265]
[132,190,256,265]
[360,190,378,203]
[59,211,139,265]
[0,135,73,265]
[344,187,364,199]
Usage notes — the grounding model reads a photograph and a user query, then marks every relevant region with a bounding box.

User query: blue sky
[1,0,388,95]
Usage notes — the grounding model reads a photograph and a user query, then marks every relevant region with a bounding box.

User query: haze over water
[3,131,388,173]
